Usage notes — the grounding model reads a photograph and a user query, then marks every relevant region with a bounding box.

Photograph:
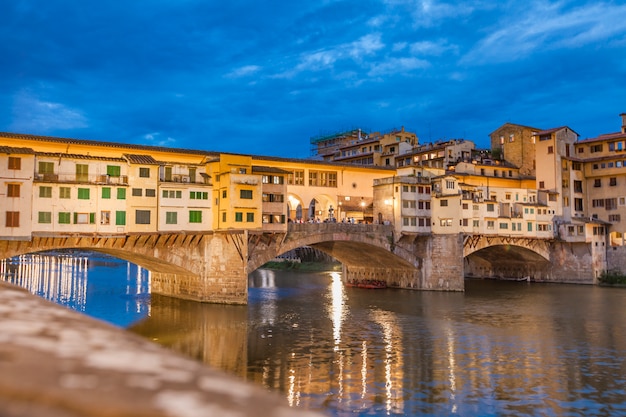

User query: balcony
[34,173,128,185]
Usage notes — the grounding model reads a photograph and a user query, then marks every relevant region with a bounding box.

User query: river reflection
[3,253,626,416]
[133,268,626,416]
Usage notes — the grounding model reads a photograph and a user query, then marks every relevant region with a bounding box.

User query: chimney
[621,113,626,134]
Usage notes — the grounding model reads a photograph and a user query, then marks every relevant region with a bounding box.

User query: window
[163,190,183,199]
[594,179,601,188]
[239,168,247,174]
[403,185,409,192]
[74,213,91,224]
[139,167,150,178]
[473,220,479,227]
[487,204,494,212]
[235,212,243,222]
[7,184,20,197]
[101,211,110,225]
[547,146,554,154]
[76,164,89,182]
[190,191,209,200]
[115,211,126,226]
[107,165,121,177]
[222,190,227,198]
[132,188,142,197]
[574,180,583,193]
[606,198,617,211]
[145,189,156,197]
[77,188,90,199]
[572,162,581,170]
[5,212,19,227]
[609,214,621,222]
[135,210,151,224]
[591,144,603,153]
[60,187,71,199]
[38,212,51,224]
[39,186,52,198]
[101,187,111,199]
[58,212,71,224]
[539,181,545,189]
[288,170,305,186]
[240,189,253,199]
[487,220,495,229]
[246,212,254,222]
[189,210,202,223]
[309,170,337,187]
[440,219,453,227]
[574,198,583,211]
[38,161,54,174]
[527,222,533,232]
[117,188,126,200]
[499,223,508,229]
[222,212,226,222]
[8,157,21,170]
[440,199,448,207]
[166,212,178,224]
[446,180,455,189]
[610,177,617,186]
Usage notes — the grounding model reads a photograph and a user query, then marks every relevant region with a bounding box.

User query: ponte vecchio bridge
[0,223,596,304]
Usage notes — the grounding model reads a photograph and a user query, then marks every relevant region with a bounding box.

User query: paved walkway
[0,281,324,417]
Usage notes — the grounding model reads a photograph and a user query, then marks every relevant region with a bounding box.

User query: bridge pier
[151,232,249,304]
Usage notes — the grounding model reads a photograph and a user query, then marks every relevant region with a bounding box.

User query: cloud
[141,132,178,147]
[276,33,385,78]
[368,57,430,76]
[225,65,261,78]
[409,39,458,56]
[382,0,480,27]
[10,90,87,133]
[463,1,626,64]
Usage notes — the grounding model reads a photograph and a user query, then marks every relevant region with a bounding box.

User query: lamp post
[360,199,366,223]
[328,205,334,222]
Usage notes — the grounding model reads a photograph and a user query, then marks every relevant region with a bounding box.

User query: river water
[2,251,626,416]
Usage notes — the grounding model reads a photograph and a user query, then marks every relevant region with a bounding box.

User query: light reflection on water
[0,251,150,327]
[3,252,626,416]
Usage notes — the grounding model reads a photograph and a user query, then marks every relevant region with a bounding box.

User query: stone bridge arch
[247,224,464,291]
[247,223,414,272]
[463,235,552,280]
[0,233,248,304]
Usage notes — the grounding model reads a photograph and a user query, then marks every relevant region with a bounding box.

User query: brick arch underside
[464,244,551,280]
[248,236,417,273]
[1,244,195,276]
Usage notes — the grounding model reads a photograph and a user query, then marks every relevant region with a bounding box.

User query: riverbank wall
[0,281,323,417]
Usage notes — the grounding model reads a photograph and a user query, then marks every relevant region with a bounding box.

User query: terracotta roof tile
[123,154,159,164]
[0,146,35,154]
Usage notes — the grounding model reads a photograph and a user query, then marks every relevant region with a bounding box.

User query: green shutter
[73,213,78,224]
[106,165,121,176]
[115,211,126,225]
[102,187,111,199]
[90,213,95,224]
[117,188,126,200]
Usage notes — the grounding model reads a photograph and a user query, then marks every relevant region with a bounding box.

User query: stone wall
[606,245,626,274]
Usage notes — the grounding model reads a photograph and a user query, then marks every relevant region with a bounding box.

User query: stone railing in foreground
[0,282,323,417]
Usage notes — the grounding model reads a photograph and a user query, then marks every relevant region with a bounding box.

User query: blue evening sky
[1,1,625,158]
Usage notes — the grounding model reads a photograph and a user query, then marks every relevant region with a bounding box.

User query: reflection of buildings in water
[0,252,150,317]
[370,309,404,415]
[248,269,278,326]
[1,253,89,310]
[130,295,249,378]
[250,271,407,414]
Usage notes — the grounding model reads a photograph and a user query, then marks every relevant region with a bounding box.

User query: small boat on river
[346,279,387,289]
